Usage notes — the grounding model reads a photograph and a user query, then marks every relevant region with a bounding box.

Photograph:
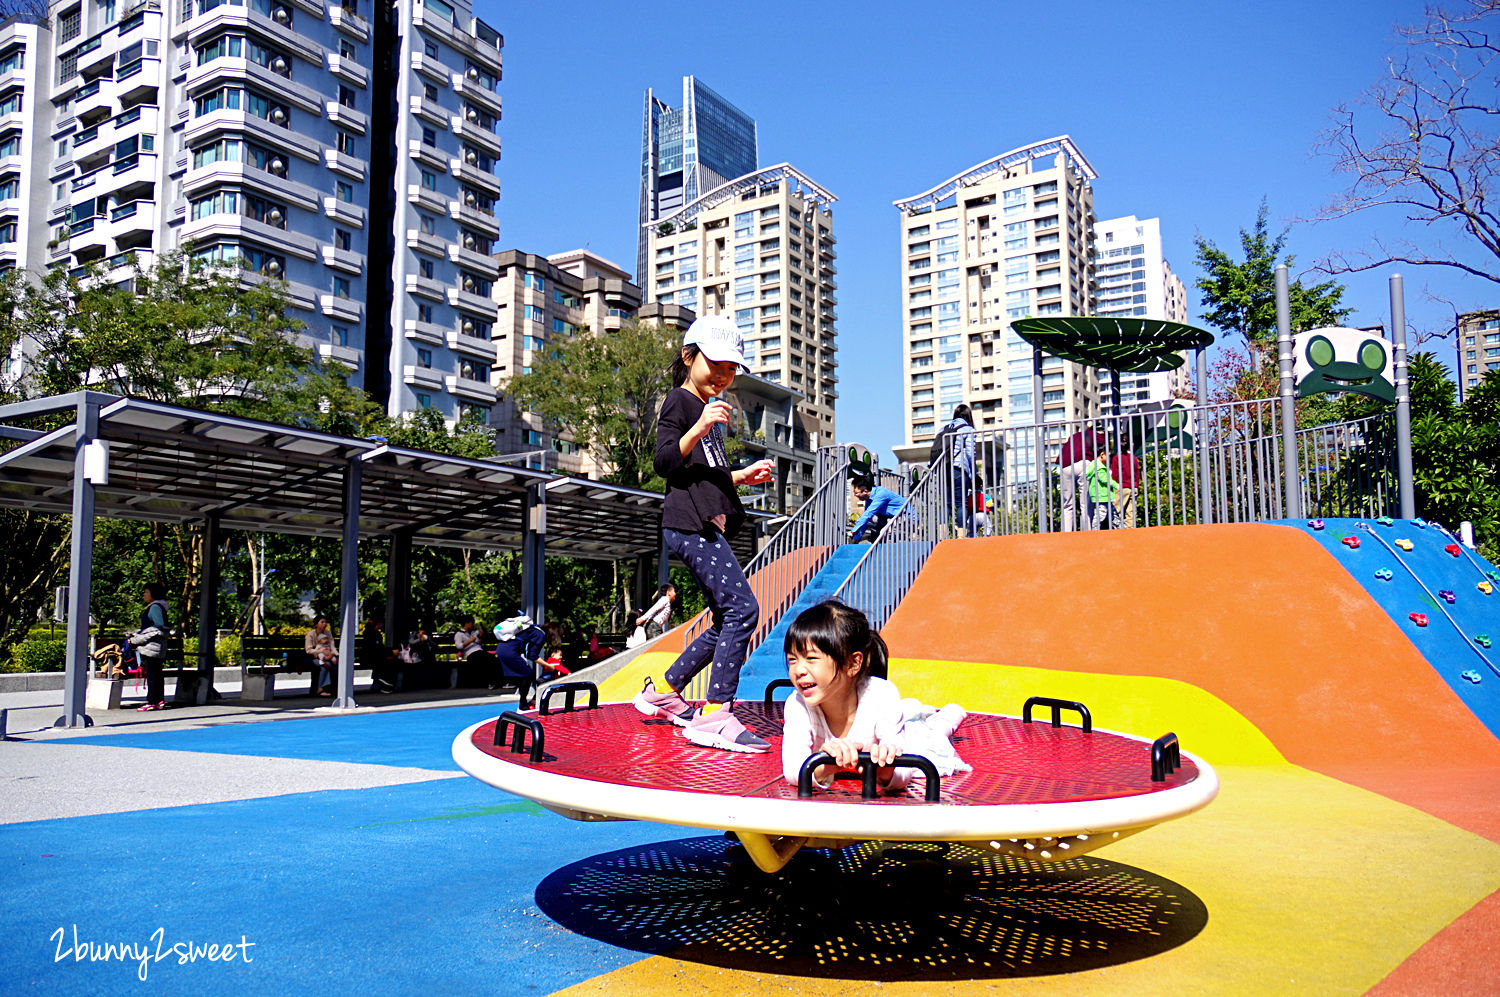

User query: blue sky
[476,0,1493,464]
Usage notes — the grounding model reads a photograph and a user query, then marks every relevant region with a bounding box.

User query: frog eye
[1358,339,1386,372]
[1306,335,1335,367]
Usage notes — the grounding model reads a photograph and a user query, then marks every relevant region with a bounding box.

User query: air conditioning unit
[264,258,282,276]
[462,234,475,250]
[267,208,283,226]
[273,5,290,24]
[271,57,288,75]
[464,108,479,123]
[462,277,475,292]
[464,150,477,165]
[466,67,479,81]
[463,192,477,207]
[269,158,286,176]
[270,107,287,125]
[462,318,475,333]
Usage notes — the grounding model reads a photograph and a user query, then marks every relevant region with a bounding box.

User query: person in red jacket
[1110,449,1141,528]
[1057,428,1106,532]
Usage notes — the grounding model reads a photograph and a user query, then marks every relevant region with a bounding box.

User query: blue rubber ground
[46,705,504,769]
[5,706,690,994]
[1278,518,1500,741]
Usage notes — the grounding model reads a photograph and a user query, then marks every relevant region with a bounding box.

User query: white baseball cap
[683,314,745,368]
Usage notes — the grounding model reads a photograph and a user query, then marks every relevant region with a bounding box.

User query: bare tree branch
[1310,1,1500,283]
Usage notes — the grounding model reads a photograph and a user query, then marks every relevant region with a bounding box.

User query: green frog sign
[845,443,876,480]
[1292,327,1396,404]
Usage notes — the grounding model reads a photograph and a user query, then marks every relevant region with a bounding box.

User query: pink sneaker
[684,707,771,753]
[631,678,696,727]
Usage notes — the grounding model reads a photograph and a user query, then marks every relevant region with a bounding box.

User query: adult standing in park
[1058,427,1106,532]
[128,583,171,712]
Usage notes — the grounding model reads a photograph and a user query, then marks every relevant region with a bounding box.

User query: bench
[240,634,319,701]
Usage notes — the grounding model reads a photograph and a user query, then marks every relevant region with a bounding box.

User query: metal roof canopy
[0,391,761,726]
[1010,317,1215,373]
[0,391,757,561]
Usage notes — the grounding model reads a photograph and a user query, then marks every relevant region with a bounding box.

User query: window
[424,40,439,58]
[0,48,23,74]
[418,259,434,278]
[415,393,432,409]
[58,8,81,42]
[336,131,357,156]
[420,169,438,191]
[332,326,348,347]
[0,92,22,116]
[336,181,354,203]
[422,127,436,147]
[523,304,543,322]
[416,347,433,368]
[333,276,351,298]
[417,303,433,323]
[334,229,351,251]
[423,82,439,103]
[523,273,544,291]
[340,39,357,60]
[339,86,356,109]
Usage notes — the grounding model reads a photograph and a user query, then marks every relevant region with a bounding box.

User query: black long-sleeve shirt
[654,387,745,537]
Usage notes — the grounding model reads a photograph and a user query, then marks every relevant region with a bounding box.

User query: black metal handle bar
[1022,696,1093,732]
[494,711,545,763]
[539,681,599,716]
[797,751,943,802]
[1151,732,1181,782]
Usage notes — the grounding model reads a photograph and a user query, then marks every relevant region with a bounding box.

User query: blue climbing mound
[1284,518,1500,740]
[736,544,868,698]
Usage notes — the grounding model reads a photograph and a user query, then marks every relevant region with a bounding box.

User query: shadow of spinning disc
[535,836,1207,980]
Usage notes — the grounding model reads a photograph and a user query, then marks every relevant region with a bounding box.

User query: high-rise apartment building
[892,136,1098,460]
[1093,214,1192,414]
[637,76,756,284]
[1458,308,1500,402]
[644,162,838,509]
[16,0,502,426]
[0,15,43,278]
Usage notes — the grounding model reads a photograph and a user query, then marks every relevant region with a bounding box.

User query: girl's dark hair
[952,403,974,427]
[625,609,642,629]
[670,344,701,387]
[783,599,888,681]
[654,582,674,599]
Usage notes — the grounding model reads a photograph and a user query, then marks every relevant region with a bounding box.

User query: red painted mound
[881,524,1500,842]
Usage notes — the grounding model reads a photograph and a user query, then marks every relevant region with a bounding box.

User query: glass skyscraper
[637,76,756,280]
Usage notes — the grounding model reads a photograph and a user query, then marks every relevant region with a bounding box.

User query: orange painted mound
[881,523,1500,843]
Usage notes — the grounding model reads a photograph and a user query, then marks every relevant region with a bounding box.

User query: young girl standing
[633,315,775,753]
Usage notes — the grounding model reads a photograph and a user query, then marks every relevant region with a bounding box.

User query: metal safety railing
[902,398,1396,538]
[832,454,948,629]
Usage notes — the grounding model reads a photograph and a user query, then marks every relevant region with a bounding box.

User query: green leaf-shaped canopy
[1011,317,1215,373]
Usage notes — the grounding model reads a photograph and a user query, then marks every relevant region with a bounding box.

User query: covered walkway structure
[0,392,761,726]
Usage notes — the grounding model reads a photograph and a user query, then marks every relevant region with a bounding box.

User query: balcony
[445,243,499,276]
[407,138,448,171]
[403,318,447,346]
[328,4,370,42]
[408,50,452,84]
[449,158,499,197]
[322,195,365,227]
[445,328,497,359]
[445,373,497,403]
[449,201,498,237]
[185,110,324,163]
[327,53,368,88]
[451,71,501,117]
[406,183,448,214]
[320,244,364,275]
[404,272,445,302]
[403,364,445,390]
[323,149,367,182]
[446,285,495,318]
[405,228,445,256]
[318,343,362,371]
[408,94,449,128]
[449,116,500,156]
[320,293,362,322]
[325,101,368,134]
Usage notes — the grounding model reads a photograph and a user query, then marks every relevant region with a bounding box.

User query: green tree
[1406,356,1500,558]
[1194,201,1353,352]
[502,320,680,488]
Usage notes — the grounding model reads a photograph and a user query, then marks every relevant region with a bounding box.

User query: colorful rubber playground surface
[4,519,1498,994]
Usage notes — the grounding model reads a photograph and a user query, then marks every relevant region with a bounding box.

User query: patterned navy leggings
[663,527,759,702]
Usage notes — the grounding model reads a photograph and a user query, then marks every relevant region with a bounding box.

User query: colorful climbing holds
[1342,536,1361,549]
[1394,539,1414,551]
[1475,635,1493,649]
[1463,670,1483,684]
[1412,518,1427,529]
[1481,581,1495,595]
[1488,570,1500,581]
[1410,613,1429,627]
[1375,569,1393,581]
[1307,519,1325,530]
[1376,516,1394,527]
[1439,590,1456,603]
[1445,543,1462,556]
